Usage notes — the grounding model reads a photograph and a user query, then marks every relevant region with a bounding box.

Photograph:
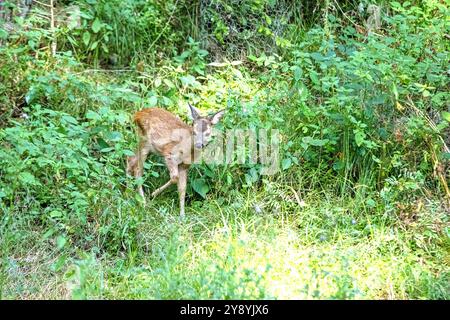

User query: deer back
[133,108,193,161]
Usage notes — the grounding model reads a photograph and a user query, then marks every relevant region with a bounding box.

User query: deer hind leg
[177,166,188,218]
[151,157,179,198]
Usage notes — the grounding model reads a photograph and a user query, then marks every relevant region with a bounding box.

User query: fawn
[126,104,225,217]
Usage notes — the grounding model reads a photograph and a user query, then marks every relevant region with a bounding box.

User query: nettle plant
[173,37,209,76]
[273,2,450,193]
[0,104,140,251]
[59,0,187,66]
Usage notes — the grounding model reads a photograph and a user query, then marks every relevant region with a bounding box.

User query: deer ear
[188,103,200,120]
[210,109,225,125]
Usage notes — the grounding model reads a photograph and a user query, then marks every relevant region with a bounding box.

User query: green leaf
[310,52,324,61]
[293,66,302,81]
[192,178,209,198]
[282,158,292,170]
[148,96,158,107]
[0,28,8,39]
[247,55,258,61]
[50,210,63,219]
[105,131,122,141]
[245,168,259,185]
[302,136,328,147]
[354,130,366,147]
[85,110,100,120]
[193,65,205,76]
[92,18,102,33]
[309,71,320,85]
[150,171,159,177]
[180,75,198,87]
[90,41,98,51]
[366,198,376,208]
[122,149,135,156]
[56,235,67,249]
[101,43,109,53]
[25,86,37,104]
[198,49,209,57]
[163,79,175,88]
[82,31,91,46]
[43,228,56,240]
[391,1,402,8]
[392,82,399,101]
[442,111,450,122]
[61,115,78,125]
[161,96,172,106]
[19,172,41,186]
[97,137,109,150]
[333,161,345,171]
[50,255,67,272]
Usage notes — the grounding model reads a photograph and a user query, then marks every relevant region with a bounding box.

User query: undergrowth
[0,0,449,299]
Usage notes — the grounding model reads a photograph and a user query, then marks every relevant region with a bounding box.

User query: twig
[33,0,52,7]
[332,0,383,37]
[332,0,361,29]
[74,68,135,75]
[429,141,450,200]
[288,185,305,208]
[49,0,56,56]
[405,96,450,200]
[405,95,449,153]
[148,0,179,51]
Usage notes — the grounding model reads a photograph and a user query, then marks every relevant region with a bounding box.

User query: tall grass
[0,0,448,299]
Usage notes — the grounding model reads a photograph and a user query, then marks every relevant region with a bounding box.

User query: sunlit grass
[3,184,447,299]
[1,1,449,300]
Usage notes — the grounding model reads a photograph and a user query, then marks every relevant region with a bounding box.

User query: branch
[50,0,56,56]
[33,0,52,8]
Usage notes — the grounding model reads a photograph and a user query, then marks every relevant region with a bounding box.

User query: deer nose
[194,142,203,149]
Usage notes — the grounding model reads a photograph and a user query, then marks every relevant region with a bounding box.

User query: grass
[1,175,448,299]
[1,0,449,301]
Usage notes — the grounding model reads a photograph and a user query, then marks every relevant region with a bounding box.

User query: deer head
[188,103,225,149]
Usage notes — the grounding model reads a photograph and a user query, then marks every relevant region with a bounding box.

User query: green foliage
[60,0,190,66]
[0,0,449,300]
[0,103,143,253]
[174,37,209,76]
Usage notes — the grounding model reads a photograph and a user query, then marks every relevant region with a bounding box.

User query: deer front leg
[177,166,188,218]
[136,140,152,202]
[151,158,179,198]
[127,139,151,203]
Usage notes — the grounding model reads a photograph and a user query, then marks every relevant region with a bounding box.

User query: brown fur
[126,106,225,217]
